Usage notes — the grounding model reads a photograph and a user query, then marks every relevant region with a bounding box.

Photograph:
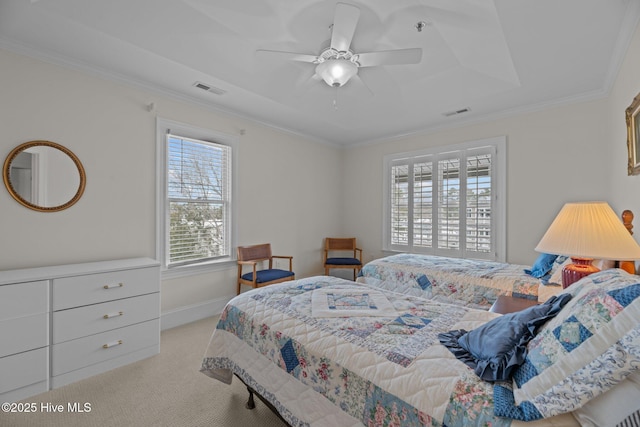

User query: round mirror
[3,140,86,212]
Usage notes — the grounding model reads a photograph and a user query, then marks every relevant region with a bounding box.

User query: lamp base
[562,258,600,289]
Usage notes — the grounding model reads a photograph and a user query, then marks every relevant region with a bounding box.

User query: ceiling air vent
[193,81,226,96]
[442,107,470,117]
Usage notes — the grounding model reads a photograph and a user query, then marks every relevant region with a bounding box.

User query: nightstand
[489,295,538,314]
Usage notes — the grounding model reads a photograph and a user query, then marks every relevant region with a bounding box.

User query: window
[157,119,237,277]
[383,137,505,261]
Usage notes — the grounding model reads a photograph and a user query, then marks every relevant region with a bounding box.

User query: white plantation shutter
[412,159,433,249]
[437,154,461,254]
[465,149,493,256]
[390,163,409,246]
[167,134,232,266]
[384,138,503,261]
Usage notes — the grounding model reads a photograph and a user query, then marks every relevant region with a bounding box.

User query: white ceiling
[1,0,639,146]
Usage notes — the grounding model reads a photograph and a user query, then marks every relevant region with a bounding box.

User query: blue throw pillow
[524,253,558,278]
[438,293,572,382]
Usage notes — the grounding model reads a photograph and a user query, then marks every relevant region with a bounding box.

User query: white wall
[343,89,612,266]
[0,49,344,314]
[608,18,640,222]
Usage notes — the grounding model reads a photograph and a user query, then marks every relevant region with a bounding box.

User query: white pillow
[548,258,616,285]
[593,259,617,270]
[548,257,572,285]
[572,372,640,427]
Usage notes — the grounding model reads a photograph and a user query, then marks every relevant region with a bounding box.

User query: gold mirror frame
[626,92,640,176]
[3,140,86,212]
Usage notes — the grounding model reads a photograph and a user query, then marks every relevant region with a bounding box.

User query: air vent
[442,107,470,117]
[193,81,226,96]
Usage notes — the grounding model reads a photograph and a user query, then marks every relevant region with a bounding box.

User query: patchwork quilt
[201,276,578,427]
[357,254,561,310]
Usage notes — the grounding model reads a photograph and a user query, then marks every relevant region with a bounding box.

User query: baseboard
[160,295,233,330]
[0,380,48,404]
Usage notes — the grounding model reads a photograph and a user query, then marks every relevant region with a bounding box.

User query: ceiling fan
[257,2,423,89]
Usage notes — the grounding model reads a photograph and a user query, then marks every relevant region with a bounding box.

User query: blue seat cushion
[241,269,294,284]
[325,257,362,266]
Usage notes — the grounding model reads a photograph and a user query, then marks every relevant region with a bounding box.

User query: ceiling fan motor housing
[315,48,360,87]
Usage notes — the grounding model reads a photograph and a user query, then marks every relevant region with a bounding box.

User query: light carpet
[0,316,288,427]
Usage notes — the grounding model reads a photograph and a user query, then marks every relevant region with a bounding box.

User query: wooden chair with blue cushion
[237,243,294,294]
[323,237,363,280]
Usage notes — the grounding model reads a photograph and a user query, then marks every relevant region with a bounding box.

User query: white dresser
[0,280,49,403]
[0,258,160,401]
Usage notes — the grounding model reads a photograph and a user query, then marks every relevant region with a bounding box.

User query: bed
[356,253,563,310]
[201,270,640,426]
[355,210,637,311]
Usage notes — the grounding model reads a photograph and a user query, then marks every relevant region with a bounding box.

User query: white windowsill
[161,258,236,280]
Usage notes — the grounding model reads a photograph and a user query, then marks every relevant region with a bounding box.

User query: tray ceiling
[1,0,638,145]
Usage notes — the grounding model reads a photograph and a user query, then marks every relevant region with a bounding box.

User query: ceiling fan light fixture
[316,59,358,87]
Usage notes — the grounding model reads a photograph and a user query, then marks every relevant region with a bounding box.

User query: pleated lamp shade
[535,202,640,288]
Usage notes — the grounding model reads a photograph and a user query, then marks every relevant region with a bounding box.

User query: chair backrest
[237,243,272,262]
[325,237,356,252]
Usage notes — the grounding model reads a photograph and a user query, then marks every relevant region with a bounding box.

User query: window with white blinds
[167,135,231,266]
[384,137,505,261]
[157,119,237,274]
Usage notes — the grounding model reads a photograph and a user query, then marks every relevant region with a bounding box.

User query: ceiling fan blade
[256,49,318,63]
[295,69,323,89]
[357,48,423,67]
[330,2,360,52]
[349,74,373,96]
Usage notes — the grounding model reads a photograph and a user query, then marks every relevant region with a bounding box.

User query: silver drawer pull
[103,282,124,289]
[103,311,124,319]
[102,340,123,349]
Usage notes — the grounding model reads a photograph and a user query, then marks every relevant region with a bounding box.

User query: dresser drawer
[0,280,48,321]
[53,266,159,310]
[51,319,159,376]
[0,347,48,394]
[0,313,48,358]
[53,292,159,344]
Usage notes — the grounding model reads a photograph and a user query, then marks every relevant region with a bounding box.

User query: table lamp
[535,202,640,288]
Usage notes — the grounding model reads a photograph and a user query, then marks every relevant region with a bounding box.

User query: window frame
[156,118,238,279]
[382,136,506,262]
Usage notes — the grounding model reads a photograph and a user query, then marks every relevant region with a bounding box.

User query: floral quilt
[357,254,561,310]
[201,276,574,427]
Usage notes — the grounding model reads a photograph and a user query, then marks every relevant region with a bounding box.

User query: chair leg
[237,281,241,295]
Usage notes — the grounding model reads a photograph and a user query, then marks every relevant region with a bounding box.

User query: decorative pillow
[546,256,571,285]
[593,259,617,271]
[494,269,640,421]
[439,294,571,382]
[524,253,559,279]
[572,371,640,427]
